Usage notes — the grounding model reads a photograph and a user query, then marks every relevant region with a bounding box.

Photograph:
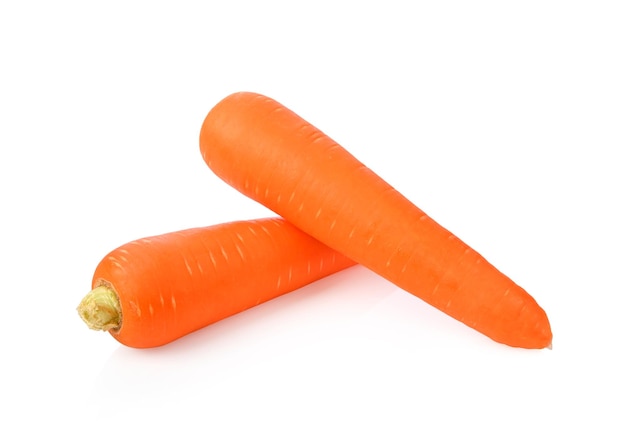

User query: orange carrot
[77,217,354,348]
[199,92,552,349]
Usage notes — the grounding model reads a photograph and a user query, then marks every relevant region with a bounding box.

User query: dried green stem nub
[77,285,121,331]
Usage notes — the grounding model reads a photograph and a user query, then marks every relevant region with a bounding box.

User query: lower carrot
[77,217,354,348]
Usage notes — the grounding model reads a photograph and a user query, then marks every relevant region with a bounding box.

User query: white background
[2,1,624,443]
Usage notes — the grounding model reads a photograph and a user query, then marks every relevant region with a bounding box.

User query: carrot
[198,92,552,349]
[77,217,354,348]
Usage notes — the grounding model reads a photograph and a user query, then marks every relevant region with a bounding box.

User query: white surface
[2,1,624,443]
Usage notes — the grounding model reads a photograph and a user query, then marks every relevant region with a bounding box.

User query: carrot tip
[77,285,121,331]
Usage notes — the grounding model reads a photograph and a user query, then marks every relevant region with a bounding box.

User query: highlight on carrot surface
[199,91,553,349]
[77,217,355,348]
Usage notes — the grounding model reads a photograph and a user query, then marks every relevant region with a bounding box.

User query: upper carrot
[77,217,354,348]
[199,92,552,349]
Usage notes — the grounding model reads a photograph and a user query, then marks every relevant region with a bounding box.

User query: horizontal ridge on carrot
[77,218,354,348]
[199,91,552,349]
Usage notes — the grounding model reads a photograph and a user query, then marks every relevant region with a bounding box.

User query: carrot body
[199,92,552,349]
[85,218,354,348]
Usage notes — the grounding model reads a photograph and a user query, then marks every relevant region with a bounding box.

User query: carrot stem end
[77,286,121,331]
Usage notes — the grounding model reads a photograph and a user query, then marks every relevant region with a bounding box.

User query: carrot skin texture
[199,92,552,349]
[92,218,354,348]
